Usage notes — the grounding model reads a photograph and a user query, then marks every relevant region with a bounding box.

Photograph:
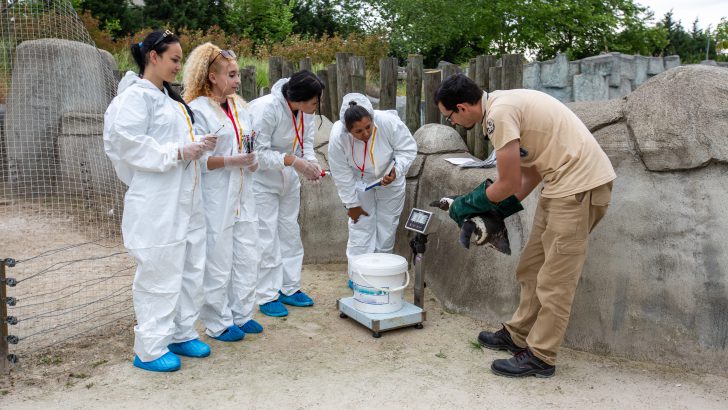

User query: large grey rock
[608,77,632,99]
[5,38,116,196]
[540,54,569,88]
[58,112,125,225]
[611,53,635,87]
[580,54,614,76]
[632,56,649,88]
[625,65,728,171]
[522,62,541,90]
[300,146,349,264]
[573,73,609,101]
[542,86,573,103]
[413,124,468,154]
[647,57,665,75]
[567,98,624,131]
[664,55,681,70]
[313,115,333,149]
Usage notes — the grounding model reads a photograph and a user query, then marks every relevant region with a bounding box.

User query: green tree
[716,18,728,61]
[226,0,294,44]
[78,0,144,36]
[289,0,365,38]
[142,0,230,32]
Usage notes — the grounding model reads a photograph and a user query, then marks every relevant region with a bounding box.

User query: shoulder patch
[486,118,495,136]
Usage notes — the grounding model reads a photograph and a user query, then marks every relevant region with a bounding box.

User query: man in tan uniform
[434,74,615,378]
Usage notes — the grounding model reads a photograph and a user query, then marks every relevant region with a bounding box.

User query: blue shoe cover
[347,279,353,290]
[133,351,180,372]
[168,339,211,358]
[259,300,288,317]
[278,290,314,307]
[211,325,245,342]
[240,319,264,334]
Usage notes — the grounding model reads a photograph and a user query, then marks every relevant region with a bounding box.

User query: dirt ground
[2,262,728,409]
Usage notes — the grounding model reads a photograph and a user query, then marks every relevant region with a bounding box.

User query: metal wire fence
[0,0,132,370]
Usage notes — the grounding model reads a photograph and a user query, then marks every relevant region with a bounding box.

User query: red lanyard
[287,102,304,157]
[351,139,368,178]
[223,100,241,153]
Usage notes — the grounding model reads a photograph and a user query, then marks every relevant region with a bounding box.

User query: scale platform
[337,297,426,338]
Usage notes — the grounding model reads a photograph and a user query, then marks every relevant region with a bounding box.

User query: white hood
[117,71,163,95]
[339,93,374,121]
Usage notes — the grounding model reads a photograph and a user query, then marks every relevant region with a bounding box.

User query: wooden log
[317,69,332,120]
[466,59,478,154]
[379,57,397,110]
[268,56,283,86]
[261,86,270,96]
[327,63,339,121]
[336,52,352,111]
[282,60,296,78]
[239,65,257,102]
[300,57,312,72]
[423,69,442,124]
[405,54,423,133]
[440,64,461,126]
[477,55,497,91]
[489,66,502,91]
[501,54,523,90]
[350,56,366,94]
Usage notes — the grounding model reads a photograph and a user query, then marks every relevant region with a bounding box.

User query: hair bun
[348,101,357,107]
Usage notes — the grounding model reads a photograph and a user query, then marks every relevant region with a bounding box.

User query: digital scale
[337,208,435,338]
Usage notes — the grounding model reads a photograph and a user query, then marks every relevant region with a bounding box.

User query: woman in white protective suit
[327,93,417,285]
[247,70,325,317]
[182,42,264,342]
[103,30,217,372]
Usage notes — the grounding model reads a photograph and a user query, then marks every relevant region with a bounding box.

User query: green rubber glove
[448,180,497,227]
[496,195,524,218]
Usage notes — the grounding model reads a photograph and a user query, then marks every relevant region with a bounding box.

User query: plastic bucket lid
[351,253,407,276]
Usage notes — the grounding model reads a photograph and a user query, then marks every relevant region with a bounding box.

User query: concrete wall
[523,52,682,103]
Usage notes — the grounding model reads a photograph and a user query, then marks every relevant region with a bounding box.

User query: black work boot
[491,348,556,378]
[478,325,526,354]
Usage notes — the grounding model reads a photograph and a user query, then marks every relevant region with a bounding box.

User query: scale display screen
[405,208,433,234]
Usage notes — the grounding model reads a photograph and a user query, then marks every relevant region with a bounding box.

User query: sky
[639,0,726,31]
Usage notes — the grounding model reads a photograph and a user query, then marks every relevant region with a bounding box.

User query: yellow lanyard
[177,102,198,190]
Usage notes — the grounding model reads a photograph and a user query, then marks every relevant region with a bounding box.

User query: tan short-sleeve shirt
[482,90,615,198]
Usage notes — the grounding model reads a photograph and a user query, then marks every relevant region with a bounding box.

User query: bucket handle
[356,269,410,293]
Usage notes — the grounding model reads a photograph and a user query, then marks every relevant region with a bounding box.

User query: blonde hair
[182,42,237,102]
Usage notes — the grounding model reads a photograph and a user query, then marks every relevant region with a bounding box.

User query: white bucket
[351,253,409,314]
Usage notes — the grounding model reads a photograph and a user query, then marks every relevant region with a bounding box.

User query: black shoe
[478,325,526,354]
[491,348,556,378]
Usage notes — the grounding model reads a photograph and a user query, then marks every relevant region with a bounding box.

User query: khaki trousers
[504,182,613,365]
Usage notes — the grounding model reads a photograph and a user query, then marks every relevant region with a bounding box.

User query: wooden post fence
[406,54,423,132]
[423,70,441,124]
[327,63,339,121]
[350,56,366,95]
[268,56,284,86]
[317,69,332,120]
[379,57,398,110]
[336,53,352,112]
[501,54,523,90]
[300,57,312,73]
[239,65,257,102]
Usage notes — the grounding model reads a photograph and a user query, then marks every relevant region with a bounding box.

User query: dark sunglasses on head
[149,29,174,49]
[209,49,237,68]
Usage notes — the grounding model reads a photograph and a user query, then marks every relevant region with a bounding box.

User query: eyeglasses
[209,49,237,68]
[150,29,174,50]
[445,110,455,124]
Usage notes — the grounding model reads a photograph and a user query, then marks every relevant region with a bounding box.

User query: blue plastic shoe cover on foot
[133,351,180,372]
[211,325,245,342]
[347,279,353,290]
[168,338,211,357]
[240,319,264,334]
[279,290,314,307]
[259,300,288,317]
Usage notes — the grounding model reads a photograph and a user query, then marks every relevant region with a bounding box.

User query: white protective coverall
[247,78,318,303]
[328,93,417,276]
[103,71,206,362]
[189,95,259,337]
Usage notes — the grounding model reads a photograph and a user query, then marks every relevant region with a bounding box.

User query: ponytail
[131,30,194,123]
